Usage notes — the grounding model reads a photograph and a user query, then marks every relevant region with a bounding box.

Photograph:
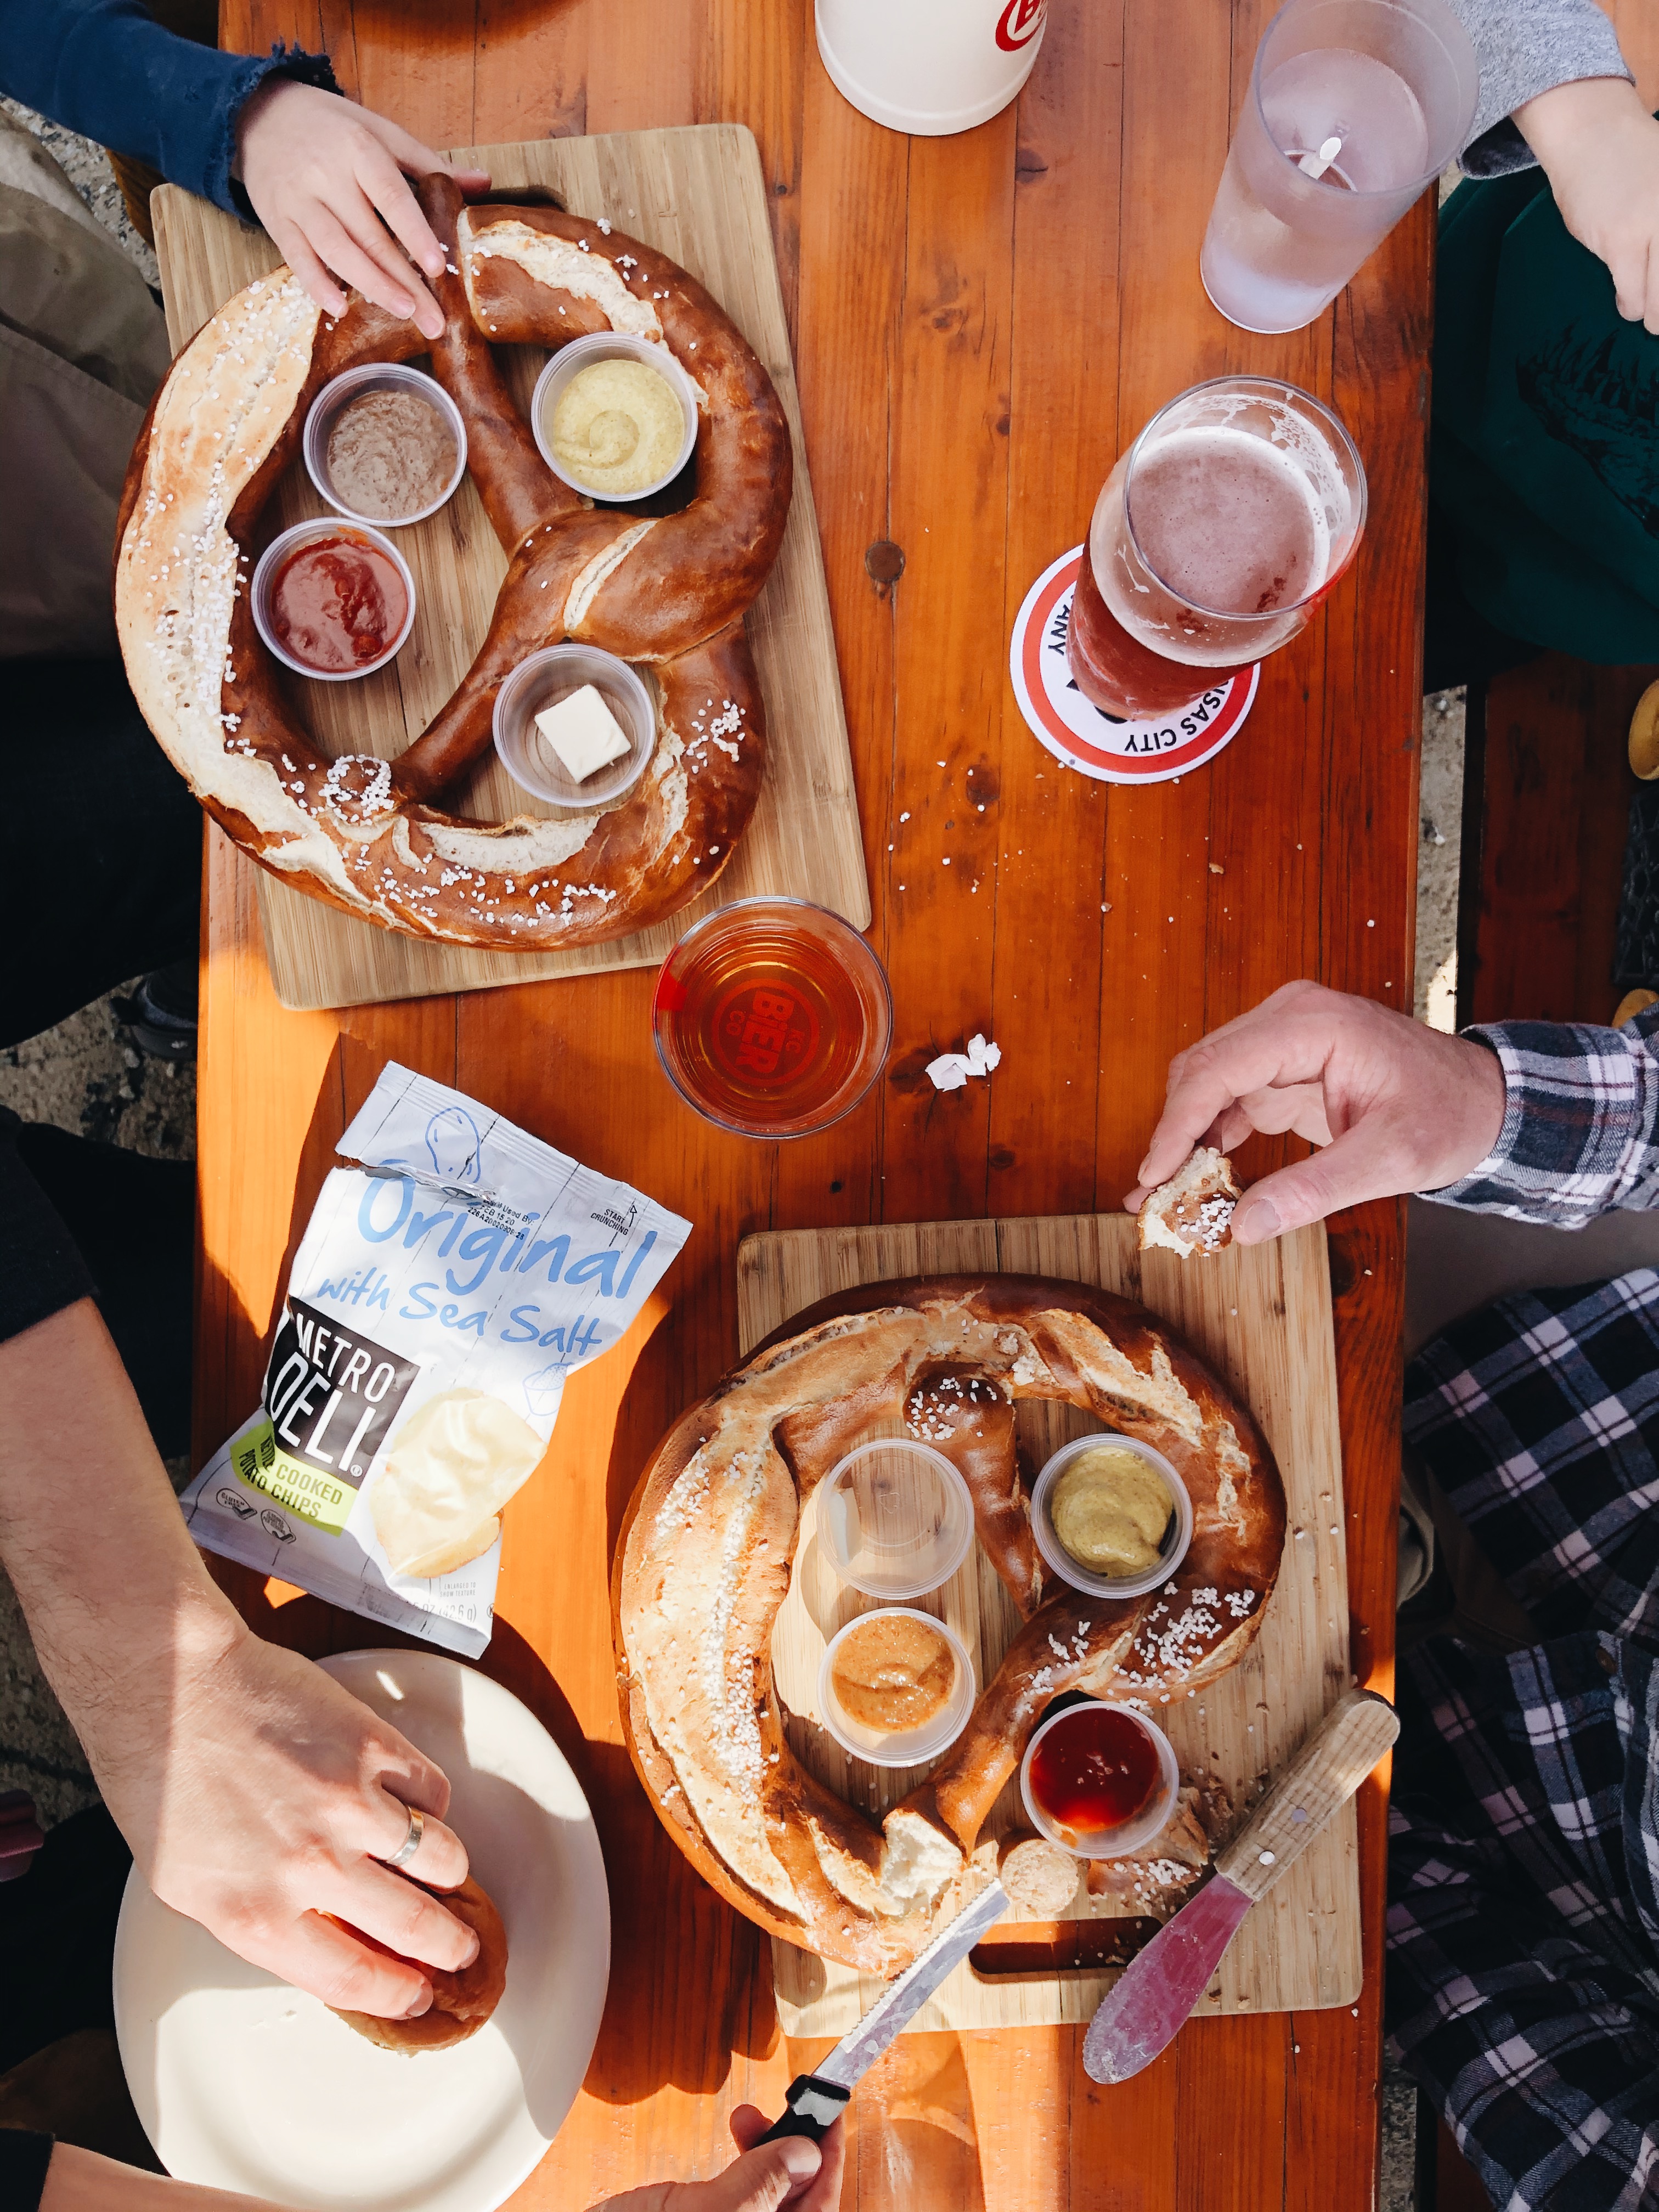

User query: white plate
[114,1649,610,2212]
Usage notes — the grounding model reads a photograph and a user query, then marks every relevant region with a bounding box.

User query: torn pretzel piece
[1137,1147,1242,1260]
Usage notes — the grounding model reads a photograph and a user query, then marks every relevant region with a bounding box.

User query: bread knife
[755,1878,1011,2143]
[1082,1686,1401,2084]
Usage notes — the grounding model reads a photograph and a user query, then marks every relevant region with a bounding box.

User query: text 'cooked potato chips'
[180,1063,691,1654]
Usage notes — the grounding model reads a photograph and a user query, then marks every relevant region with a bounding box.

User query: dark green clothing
[1433,162,1659,665]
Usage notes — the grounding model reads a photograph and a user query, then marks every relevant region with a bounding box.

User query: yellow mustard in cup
[1048,1443,1174,1577]
[549,359,686,496]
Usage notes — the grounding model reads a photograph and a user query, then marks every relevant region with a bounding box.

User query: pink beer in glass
[1066,376,1367,722]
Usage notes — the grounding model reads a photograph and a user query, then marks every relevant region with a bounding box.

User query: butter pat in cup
[533,334,699,503]
[493,644,655,810]
[818,1439,974,1600]
[816,1608,975,1768]
[1030,1434,1192,1600]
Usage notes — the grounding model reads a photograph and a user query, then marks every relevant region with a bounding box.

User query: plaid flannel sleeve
[1420,1004,1659,1226]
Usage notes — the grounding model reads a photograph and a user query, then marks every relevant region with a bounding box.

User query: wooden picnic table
[200,2,1431,2203]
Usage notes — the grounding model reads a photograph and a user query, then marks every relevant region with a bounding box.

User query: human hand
[1122,981,1506,1243]
[593,2108,847,2212]
[84,1617,477,2019]
[1515,76,1659,333]
[234,80,491,340]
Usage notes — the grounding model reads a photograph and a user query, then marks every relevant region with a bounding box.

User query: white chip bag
[181,1063,690,1655]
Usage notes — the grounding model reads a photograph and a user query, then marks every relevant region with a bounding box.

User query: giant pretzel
[115,179,792,948]
[614,1277,1286,1974]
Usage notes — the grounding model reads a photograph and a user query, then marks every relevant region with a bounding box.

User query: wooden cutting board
[149,126,865,1012]
[736,1215,1357,2035]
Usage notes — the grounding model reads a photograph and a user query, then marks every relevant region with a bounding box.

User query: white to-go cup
[816,1608,976,1768]
[816,0,1048,138]
[1019,1701,1181,1859]
[492,644,656,810]
[532,335,699,504]
[817,1440,975,1600]
[1029,1434,1193,1601]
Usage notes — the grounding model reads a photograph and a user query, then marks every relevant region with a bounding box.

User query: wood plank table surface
[198,2,1429,2204]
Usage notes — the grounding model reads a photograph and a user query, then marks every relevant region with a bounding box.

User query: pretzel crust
[613,1276,1286,1974]
[114,182,791,949]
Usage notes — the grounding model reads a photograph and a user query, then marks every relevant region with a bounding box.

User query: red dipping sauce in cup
[1026,1704,1161,1844]
[267,533,409,674]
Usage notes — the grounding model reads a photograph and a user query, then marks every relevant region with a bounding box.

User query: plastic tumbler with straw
[1200,0,1477,335]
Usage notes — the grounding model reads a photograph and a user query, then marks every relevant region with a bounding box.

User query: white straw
[1298,134,1343,179]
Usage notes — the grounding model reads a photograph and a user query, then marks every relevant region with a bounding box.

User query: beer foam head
[1128,425,1331,616]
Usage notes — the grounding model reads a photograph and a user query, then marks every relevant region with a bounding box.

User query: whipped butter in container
[180,1063,690,1656]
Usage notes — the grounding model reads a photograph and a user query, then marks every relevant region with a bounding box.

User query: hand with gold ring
[93,1613,478,2022]
[0,1302,481,2032]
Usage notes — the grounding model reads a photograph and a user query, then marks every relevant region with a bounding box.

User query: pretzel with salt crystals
[613,1276,1286,1975]
[114,179,791,948]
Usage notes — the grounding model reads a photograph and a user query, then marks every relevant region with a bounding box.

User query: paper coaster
[1009,546,1258,784]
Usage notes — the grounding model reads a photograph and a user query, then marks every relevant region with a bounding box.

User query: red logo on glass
[710,979,820,1086]
[995,0,1046,52]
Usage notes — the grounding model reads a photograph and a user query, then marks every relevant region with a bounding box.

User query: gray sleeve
[1445,0,1634,177]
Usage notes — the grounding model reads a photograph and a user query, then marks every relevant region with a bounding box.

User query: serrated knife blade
[755,1881,1010,2144]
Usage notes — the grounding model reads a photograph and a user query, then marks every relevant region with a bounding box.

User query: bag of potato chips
[180,1063,690,1655]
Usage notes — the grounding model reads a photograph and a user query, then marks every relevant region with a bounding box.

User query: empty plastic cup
[817,1440,974,1599]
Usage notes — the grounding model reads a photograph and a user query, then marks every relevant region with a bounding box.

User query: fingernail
[775,2139,821,2180]
[1136,1156,1154,1183]
[403,1981,433,2018]
[391,293,415,317]
[423,247,444,275]
[1235,1198,1280,1244]
[461,1930,481,1967]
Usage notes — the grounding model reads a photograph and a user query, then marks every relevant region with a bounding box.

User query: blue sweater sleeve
[0,0,337,215]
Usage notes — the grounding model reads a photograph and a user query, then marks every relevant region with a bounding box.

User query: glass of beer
[1200,0,1477,335]
[1066,375,1367,721]
[652,898,893,1138]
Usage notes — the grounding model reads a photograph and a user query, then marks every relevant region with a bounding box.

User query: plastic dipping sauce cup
[652,898,892,1138]
[817,1440,974,1600]
[1020,1701,1180,1858]
[1029,1434,1193,1601]
[251,519,415,683]
[816,1609,976,1769]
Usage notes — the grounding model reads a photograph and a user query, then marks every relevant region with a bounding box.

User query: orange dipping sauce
[268,533,408,674]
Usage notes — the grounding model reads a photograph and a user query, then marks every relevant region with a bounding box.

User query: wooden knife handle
[1212,1687,1400,1901]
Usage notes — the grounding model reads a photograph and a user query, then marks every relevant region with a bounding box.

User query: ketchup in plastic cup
[652,898,892,1138]
[1019,1701,1180,1858]
[1068,375,1365,721]
[251,520,414,682]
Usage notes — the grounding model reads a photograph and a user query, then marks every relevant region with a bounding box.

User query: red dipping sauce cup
[652,898,892,1139]
[251,518,415,682]
[1020,1700,1180,1858]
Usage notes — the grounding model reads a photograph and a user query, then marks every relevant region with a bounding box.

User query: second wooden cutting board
[736,1213,1359,2036]
[150,123,864,1013]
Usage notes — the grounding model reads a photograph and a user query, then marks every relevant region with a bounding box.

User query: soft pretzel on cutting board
[115,180,789,948]
[613,1276,1286,1974]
